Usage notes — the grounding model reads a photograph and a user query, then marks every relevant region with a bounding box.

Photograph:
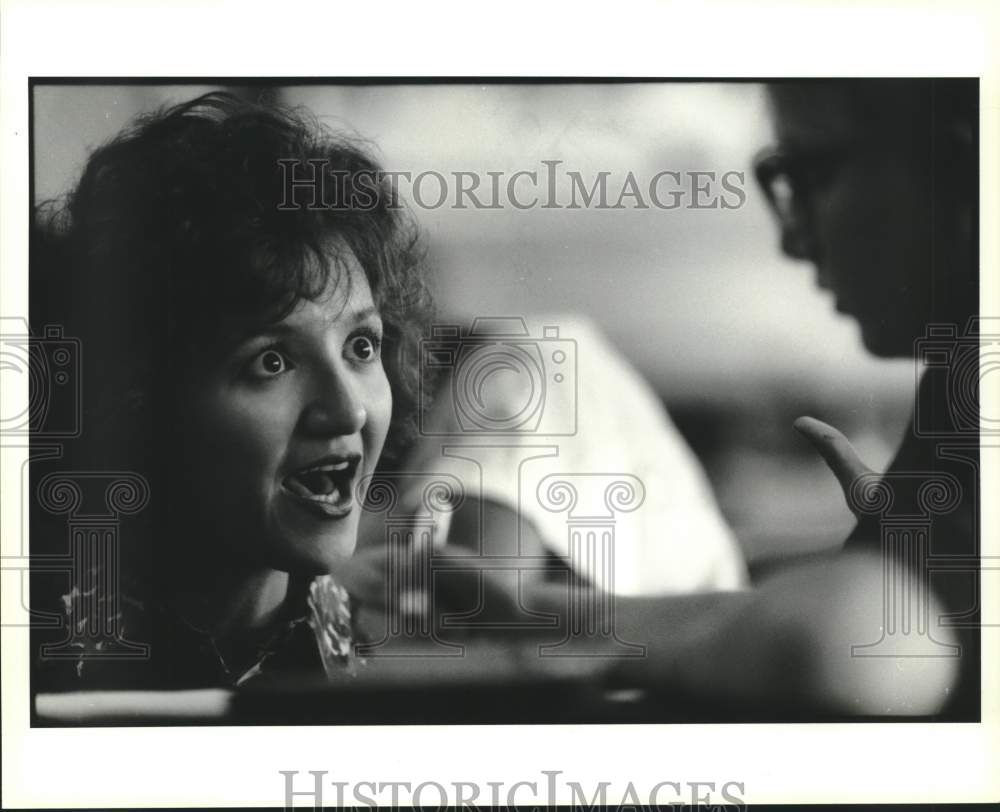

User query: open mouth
[281,455,360,518]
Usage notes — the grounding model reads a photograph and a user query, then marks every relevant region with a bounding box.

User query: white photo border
[2,0,999,807]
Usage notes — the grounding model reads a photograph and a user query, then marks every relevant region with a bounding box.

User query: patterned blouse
[42,572,363,691]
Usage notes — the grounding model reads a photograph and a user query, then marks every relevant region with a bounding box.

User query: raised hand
[793,415,874,516]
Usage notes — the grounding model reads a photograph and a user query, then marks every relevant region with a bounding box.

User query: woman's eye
[348,332,381,363]
[247,349,290,378]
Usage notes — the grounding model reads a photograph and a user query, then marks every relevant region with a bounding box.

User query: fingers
[793,416,873,503]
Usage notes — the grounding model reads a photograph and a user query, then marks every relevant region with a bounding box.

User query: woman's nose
[300,366,367,437]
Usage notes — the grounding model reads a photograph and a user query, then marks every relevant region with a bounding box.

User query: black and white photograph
[2,1,998,809]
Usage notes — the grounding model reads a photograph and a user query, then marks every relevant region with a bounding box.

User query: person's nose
[299,362,367,437]
[779,209,816,261]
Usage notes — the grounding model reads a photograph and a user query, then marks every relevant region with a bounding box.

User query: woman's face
[175,250,392,574]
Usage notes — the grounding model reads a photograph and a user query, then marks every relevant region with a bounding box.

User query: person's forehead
[288,249,376,329]
[767,84,863,146]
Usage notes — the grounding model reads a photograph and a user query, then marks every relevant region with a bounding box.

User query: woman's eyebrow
[235,323,297,343]
[237,305,382,344]
[350,306,381,324]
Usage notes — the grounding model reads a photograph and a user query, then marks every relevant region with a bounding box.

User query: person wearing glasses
[345,81,976,718]
[753,79,980,718]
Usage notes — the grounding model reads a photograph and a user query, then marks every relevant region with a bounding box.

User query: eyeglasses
[753,144,851,226]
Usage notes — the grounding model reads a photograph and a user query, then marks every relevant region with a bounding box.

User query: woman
[35,92,430,689]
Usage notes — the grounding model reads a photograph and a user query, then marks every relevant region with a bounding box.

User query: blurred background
[32,81,917,566]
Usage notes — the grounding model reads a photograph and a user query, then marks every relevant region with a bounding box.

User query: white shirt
[396,315,747,595]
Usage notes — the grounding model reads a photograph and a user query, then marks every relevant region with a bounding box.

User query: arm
[343,495,958,716]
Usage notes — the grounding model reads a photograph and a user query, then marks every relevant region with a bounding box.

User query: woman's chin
[287,538,357,576]
[269,499,361,569]
[259,526,359,577]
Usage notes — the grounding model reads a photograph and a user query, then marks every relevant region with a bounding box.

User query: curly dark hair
[38,91,432,469]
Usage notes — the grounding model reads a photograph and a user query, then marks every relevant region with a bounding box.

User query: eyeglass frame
[752,143,856,227]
